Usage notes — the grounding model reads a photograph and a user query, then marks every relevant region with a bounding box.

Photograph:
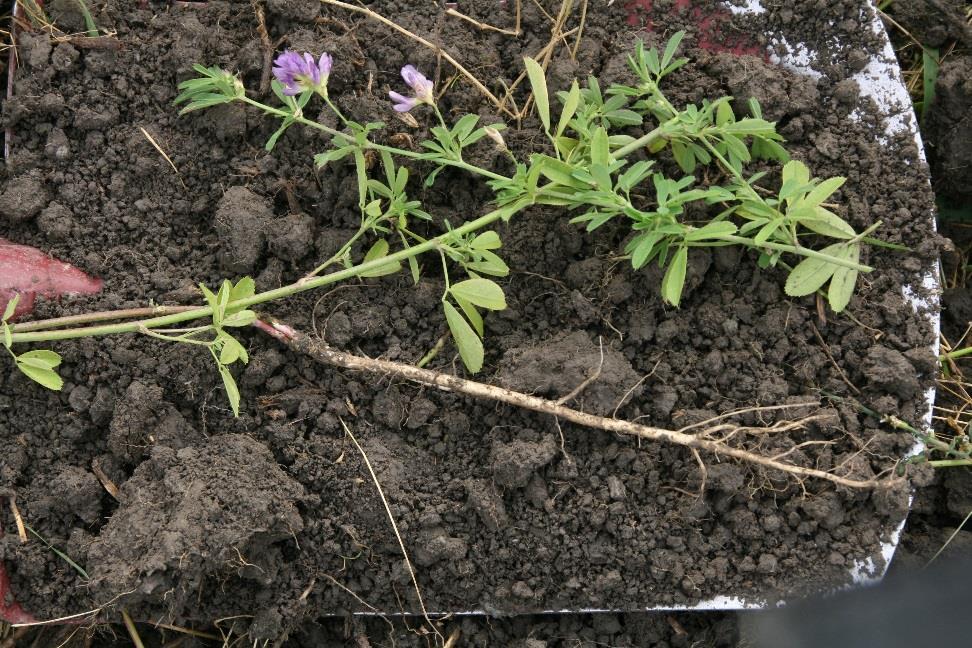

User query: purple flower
[272,50,333,96]
[389,64,434,112]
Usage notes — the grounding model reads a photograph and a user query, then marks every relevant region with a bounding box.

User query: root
[321,0,516,119]
[267,321,896,490]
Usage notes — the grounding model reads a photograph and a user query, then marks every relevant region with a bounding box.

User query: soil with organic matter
[0,0,946,645]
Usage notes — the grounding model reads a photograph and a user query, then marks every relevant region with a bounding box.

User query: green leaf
[2,294,20,322]
[630,232,664,269]
[781,160,810,187]
[222,309,257,327]
[218,333,248,365]
[265,118,294,151]
[17,362,63,391]
[828,244,860,312]
[314,147,354,168]
[590,127,610,166]
[661,30,686,70]
[444,301,484,373]
[218,365,241,417]
[801,206,856,240]
[200,283,218,311]
[661,247,689,307]
[684,221,737,242]
[365,199,383,217]
[454,295,484,337]
[753,219,783,245]
[360,239,402,278]
[716,100,734,126]
[466,250,510,277]
[17,349,62,369]
[450,278,507,311]
[471,231,502,250]
[557,80,581,138]
[3,322,10,350]
[452,114,480,142]
[803,176,846,207]
[229,277,255,303]
[784,244,843,297]
[524,57,550,133]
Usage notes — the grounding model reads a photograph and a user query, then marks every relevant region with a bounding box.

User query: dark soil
[0,0,948,645]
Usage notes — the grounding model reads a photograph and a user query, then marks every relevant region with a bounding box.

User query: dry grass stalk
[341,420,443,643]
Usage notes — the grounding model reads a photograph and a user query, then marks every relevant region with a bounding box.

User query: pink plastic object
[0,238,103,321]
[626,0,765,57]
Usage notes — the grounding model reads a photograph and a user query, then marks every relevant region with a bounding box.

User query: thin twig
[341,420,443,642]
[555,336,604,405]
[445,7,520,36]
[321,0,516,119]
[270,321,893,489]
[91,459,120,500]
[251,0,274,95]
[810,322,861,395]
[138,127,186,189]
[8,498,27,543]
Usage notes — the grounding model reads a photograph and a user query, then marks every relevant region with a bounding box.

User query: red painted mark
[0,238,103,321]
[625,0,765,58]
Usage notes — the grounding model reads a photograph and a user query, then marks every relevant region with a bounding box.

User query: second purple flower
[389,65,435,112]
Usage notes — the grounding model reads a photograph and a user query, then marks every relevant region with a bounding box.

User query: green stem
[10,200,532,345]
[927,459,972,468]
[240,96,509,183]
[943,346,972,362]
[712,235,873,271]
[613,125,665,159]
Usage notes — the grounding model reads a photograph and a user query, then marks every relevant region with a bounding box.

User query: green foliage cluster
[7,34,887,415]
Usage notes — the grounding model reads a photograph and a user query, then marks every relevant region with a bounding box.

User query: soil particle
[35,201,75,241]
[267,212,316,262]
[0,174,49,222]
[861,346,922,400]
[490,436,559,488]
[267,0,320,22]
[465,478,510,531]
[23,466,102,527]
[924,55,972,202]
[87,435,305,614]
[215,186,272,273]
[107,381,200,464]
[497,331,643,416]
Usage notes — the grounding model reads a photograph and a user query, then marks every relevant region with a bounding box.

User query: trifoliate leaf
[17,349,62,369]
[17,362,63,391]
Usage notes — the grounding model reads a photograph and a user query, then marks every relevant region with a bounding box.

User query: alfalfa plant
[5,33,882,415]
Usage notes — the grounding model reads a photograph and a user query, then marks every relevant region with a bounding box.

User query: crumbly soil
[0,0,941,643]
